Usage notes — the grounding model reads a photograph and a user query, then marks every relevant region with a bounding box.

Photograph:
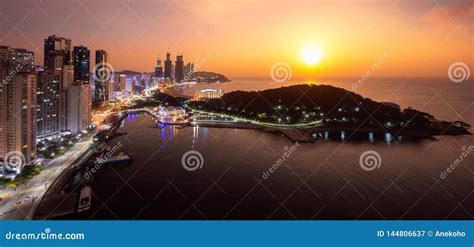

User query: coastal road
[153,86,325,128]
[190,108,324,129]
[0,134,95,220]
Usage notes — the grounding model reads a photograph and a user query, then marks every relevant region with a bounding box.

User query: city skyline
[0,0,472,78]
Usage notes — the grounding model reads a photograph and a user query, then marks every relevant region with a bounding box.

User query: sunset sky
[0,0,472,78]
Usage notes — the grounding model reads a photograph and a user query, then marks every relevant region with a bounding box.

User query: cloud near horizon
[423,1,474,30]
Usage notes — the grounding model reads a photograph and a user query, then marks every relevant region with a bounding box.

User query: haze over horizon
[1,0,472,78]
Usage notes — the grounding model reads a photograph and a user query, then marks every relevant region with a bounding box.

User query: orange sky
[0,0,472,78]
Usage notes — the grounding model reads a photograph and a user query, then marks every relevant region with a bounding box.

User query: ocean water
[60,77,473,220]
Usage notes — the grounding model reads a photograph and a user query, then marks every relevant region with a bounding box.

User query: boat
[103,153,134,164]
[88,151,134,166]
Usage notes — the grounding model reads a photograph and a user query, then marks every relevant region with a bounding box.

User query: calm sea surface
[61,78,473,220]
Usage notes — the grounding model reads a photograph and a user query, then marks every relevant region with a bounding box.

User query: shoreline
[130,107,468,143]
[33,108,467,218]
[189,121,439,143]
[133,108,449,143]
[32,144,95,220]
[33,116,128,219]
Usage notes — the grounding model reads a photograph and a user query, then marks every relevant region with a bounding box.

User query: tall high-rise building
[67,85,82,133]
[111,75,121,92]
[60,64,74,131]
[118,74,127,91]
[68,45,92,134]
[36,70,61,137]
[0,46,37,163]
[95,49,108,102]
[184,62,194,76]
[73,46,90,82]
[154,57,163,78]
[175,55,184,83]
[40,35,72,137]
[107,80,114,100]
[82,84,92,128]
[67,83,92,133]
[5,48,35,73]
[43,35,72,75]
[164,51,172,80]
[125,78,134,95]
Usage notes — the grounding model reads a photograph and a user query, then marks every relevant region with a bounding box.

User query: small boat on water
[103,153,134,164]
[89,152,134,165]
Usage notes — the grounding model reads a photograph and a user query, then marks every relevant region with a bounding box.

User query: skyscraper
[36,70,60,137]
[184,62,194,80]
[95,49,108,102]
[73,46,90,82]
[81,83,92,128]
[107,79,114,100]
[154,57,163,78]
[0,46,37,163]
[43,35,72,75]
[69,45,92,134]
[41,35,72,136]
[5,48,35,73]
[175,55,184,83]
[118,74,127,92]
[67,83,92,133]
[60,64,74,131]
[164,51,172,80]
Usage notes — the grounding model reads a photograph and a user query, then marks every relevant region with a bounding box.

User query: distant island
[186,71,230,83]
[187,84,471,136]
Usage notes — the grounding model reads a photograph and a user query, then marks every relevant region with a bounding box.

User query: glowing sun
[301,45,323,65]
